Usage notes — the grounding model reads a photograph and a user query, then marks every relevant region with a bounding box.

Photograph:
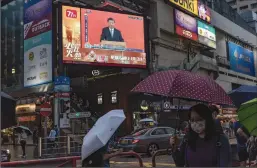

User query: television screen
[62,6,146,68]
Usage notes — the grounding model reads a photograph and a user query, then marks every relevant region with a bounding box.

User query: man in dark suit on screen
[100,18,124,42]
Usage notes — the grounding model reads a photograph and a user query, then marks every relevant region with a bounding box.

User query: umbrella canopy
[81,109,126,161]
[132,70,233,105]
[228,85,257,107]
[1,92,17,129]
[238,98,257,136]
[13,126,32,136]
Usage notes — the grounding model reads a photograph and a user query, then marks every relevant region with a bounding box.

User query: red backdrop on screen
[81,9,145,50]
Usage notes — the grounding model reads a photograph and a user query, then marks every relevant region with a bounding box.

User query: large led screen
[62,6,146,68]
[228,41,255,77]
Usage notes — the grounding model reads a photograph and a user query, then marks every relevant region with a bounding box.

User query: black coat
[100,27,124,42]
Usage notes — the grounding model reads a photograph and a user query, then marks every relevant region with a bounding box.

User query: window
[228,0,236,6]
[251,3,257,9]
[165,128,175,135]
[239,5,248,10]
[151,128,166,135]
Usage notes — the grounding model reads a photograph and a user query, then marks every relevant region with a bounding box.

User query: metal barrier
[39,135,84,158]
[0,156,80,167]
[0,152,143,167]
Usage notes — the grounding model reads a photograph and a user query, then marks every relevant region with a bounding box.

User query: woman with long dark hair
[170,104,231,167]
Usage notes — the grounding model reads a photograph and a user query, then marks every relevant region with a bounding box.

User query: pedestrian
[82,134,123,167]
[170,104,231,167]
[48,126,57,148]
[19,130,27,158]
[209,105,224,134]
[234,120,250,167]
[33,126,38,145]
[247,136,257,162]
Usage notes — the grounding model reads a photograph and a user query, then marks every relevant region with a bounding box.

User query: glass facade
[1,0,24,88]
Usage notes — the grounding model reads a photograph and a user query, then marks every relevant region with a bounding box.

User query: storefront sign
[16,103,36,114]
[175,9,198,41]
[228,41,255,76]
[198,1,211,23]
[18,116,36,122]
[170,0,198,16]
[163,101,172,112]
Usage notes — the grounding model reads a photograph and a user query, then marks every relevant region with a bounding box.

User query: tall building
[226,0,257,13]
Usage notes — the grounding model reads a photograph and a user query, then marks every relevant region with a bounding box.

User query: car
[1,149,11,162]
[117,127,184,156]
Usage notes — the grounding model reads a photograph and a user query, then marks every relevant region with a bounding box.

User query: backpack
[172,133,222,167]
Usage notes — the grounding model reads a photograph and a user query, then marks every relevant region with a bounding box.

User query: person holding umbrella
[81,110,126,167]
[19,129,28,158]
[170,104,231,167]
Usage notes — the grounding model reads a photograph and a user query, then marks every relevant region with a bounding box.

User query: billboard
[23,0,52,87]
[228,41,255,76]
[24,31,52,87]
[198,1,211,23]
[174,9,198,41]
[170,0,198,16]
[62,6,146,68]
[197,20,216,49]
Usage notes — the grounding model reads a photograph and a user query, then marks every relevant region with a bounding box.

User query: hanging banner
[23,0,52,87]
[55,93,71,128]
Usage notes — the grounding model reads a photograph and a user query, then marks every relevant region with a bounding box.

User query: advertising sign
[228,42,255,76]
[24,0,52,24]
[170,0,198,16]
[24,14,52,40]
[175,9,198,41]
[197,20,216,49]
[24,31,52,87]
[197,21,216,41]
[23,0,52,87]
[62,6,146,68]
[198,1,211,23]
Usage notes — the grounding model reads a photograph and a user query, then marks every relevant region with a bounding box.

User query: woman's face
[190,111,206,134]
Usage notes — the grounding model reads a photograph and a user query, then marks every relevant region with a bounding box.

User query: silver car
[118,127,184,156]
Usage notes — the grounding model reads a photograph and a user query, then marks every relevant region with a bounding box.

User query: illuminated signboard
[197,20,216,49]
[228,41,255,76]
[198,1,211,23]
[174,9,198,41]
[170,0,198,16]
[62,6,146,68]
[16,103,36,114]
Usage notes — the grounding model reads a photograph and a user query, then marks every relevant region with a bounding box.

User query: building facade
[148,0,257,93]
[226,0,257,13]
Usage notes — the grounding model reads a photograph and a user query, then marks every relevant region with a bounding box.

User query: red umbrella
[131,70,233,105]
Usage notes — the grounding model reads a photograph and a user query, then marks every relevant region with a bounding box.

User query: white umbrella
[81,109,126,161]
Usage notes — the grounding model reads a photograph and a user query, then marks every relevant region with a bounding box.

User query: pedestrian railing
[0,152,143,167]
[38,135,84,158]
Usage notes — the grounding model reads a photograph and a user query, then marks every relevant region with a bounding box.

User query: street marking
[110,161,176,167]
